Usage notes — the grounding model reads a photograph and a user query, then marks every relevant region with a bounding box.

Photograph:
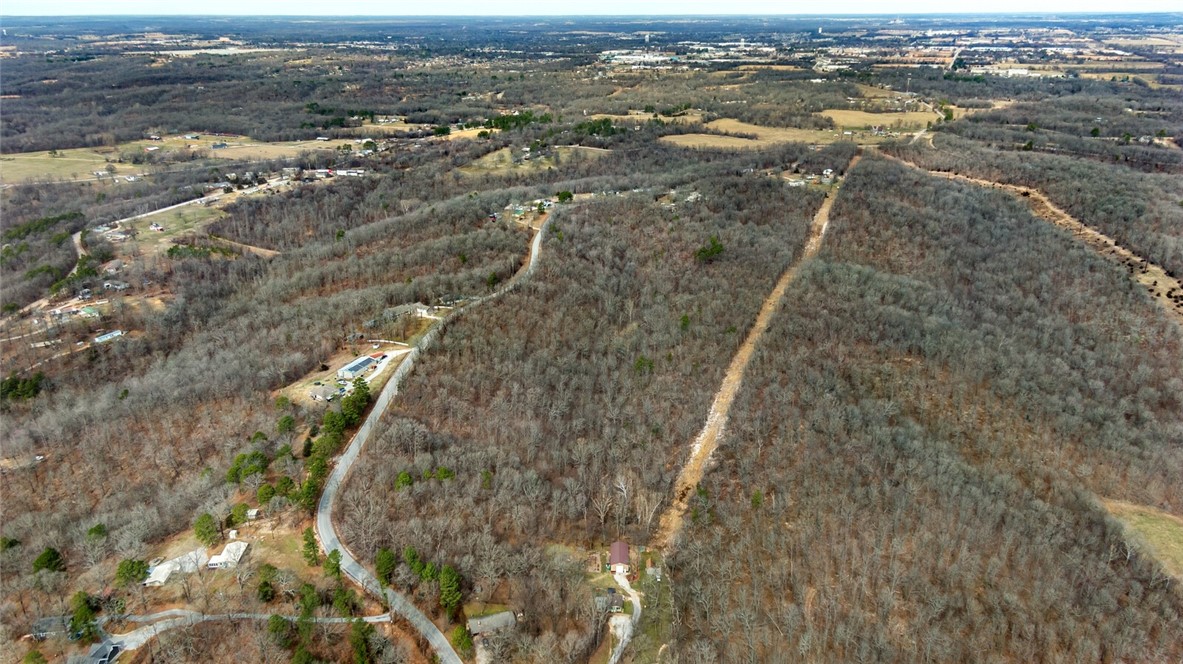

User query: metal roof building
[337,356,375,380]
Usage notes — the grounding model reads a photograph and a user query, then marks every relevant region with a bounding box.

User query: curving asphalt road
[315,212,556,664]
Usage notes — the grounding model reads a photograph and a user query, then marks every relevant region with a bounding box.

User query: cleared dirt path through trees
[207,234,281,258]
[884,154,1183,328]
[652,153,861,552]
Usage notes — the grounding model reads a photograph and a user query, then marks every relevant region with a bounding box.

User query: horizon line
[4,11,1183,18]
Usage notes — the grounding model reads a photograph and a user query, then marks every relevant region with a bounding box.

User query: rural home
[467,610,516,636]
[337,355,374,380]
[309,384,338,402]
[84,639,122,664]
[207,540,249,569]
[610,540,630,575]
[143,548,208,586]
[94,330,124,344]
[594,589,625,613]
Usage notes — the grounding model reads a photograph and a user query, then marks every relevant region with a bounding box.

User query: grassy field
[123,203,226,256]
[856,83,907,98]
[462,601,510,619]
[1076,71,1180,89]
[460,145,608,174]
[820,108,936,129]
[736,64,806,71]
[589,110,705,125]
[199,139,339,160]
[1058,60,1166,71]
[1104,500,1183,579]
[444,127,498,141]
[0,148,112,183]
[662,117,891,149]
[0,134,342,183]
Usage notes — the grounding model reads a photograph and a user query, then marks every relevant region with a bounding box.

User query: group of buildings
[141,540,250,587]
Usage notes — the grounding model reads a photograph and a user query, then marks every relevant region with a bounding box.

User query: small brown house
[610,540,630,575]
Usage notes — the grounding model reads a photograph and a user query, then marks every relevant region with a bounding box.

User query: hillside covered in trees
[666,157,1183,662]
[3,13,1182,664]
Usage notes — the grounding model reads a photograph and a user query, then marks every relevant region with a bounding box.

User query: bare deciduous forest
[2,13,1182,664]
[667,158,1183,662]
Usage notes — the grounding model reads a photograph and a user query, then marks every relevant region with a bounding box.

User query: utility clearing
[652,153,862,552]
[884,155,1183,328]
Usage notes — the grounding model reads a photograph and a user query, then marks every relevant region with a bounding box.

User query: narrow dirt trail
[208,235,281,258]
[652,153,861,552]
[884,154,1183,328]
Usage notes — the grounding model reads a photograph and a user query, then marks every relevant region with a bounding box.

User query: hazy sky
[3,0,1181,16]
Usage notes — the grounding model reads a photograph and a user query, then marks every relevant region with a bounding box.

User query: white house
[143,548,208,586]
[207,541,249,570]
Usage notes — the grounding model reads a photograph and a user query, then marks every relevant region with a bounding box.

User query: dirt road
[884,155,1183,328]
[207,234,281,258]
[607,571,643,664]
[651,153,861,552]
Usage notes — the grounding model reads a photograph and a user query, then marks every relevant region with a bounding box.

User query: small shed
[208,541,249,569]
[467,610,516,635]
[337,356,374,380]
[609,541,630,575]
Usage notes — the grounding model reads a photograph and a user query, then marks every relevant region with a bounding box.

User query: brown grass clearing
[1103,500,1183,580]
[442,127,498,141]
[588,110,704,124]
[856,83,907,98]
[661,118,892,149]
[0,148,111,182]
[736,64,805,72]
[820,109,937,129]
[277,343,411,409]
[460,145,608,174]
[121,204,227,257]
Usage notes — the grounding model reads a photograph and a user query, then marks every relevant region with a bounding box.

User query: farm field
[855,82,907,98]
[444,127,497,140]
[589,110,705,125]
[0,148,113,183]
[736,63,806,71]
[0,135,342,183]
[820,108,937,129]
[661,117,895,149]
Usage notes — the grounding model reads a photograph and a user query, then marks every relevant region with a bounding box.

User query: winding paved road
[84,211,556,661]
[315,212,556,664]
